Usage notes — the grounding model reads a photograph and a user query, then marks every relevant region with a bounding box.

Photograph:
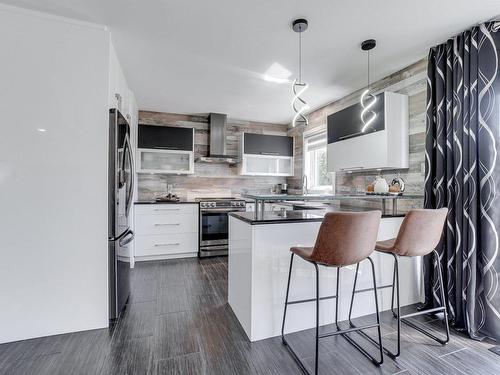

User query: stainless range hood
[196,113,238,164]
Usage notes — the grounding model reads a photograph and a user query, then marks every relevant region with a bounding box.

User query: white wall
[0,5,110,343]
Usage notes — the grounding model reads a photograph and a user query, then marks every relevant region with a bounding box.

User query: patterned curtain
[424,22,500,340]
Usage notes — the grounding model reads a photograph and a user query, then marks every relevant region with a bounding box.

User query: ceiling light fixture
[360,39,377,133]
[291,18,310,127]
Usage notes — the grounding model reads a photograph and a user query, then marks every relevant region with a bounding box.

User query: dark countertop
[242,193,424,201]
[134,200,198,205]
[229,207,404,225]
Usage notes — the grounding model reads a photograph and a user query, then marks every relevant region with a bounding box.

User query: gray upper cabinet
[138,125,194,151]
[239,133,294,176]
[136,125,195,174]
[243,133,293,157]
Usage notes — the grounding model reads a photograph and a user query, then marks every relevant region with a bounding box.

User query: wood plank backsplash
[137,111,288,200]
[286,58,428,211]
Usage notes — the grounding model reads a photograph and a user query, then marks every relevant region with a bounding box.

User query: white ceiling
[3,0,500,123]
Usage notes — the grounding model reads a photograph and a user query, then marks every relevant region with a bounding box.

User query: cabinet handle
[260,152,279,156]
[153,146,180,150]
[340,167,364,171]
[154,243,180,247]
[154,223,180,226]
[153,208,180,211]
[338,131,364,141]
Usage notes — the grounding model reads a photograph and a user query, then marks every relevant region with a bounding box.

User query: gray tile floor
[1,257,498,374]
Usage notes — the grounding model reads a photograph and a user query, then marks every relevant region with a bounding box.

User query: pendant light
[291,18,310,127]
[360,39,377,132]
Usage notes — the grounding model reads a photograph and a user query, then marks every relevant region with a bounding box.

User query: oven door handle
[200,209,245,214]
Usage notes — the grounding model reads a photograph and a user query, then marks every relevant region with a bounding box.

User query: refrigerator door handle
[118,228,135,247]
[123,134,135,218]
[109,227,130,242]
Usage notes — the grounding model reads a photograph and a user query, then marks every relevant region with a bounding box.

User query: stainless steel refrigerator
[108,109,135,321]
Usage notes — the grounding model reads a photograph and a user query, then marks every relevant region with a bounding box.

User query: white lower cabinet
[134,234,198,257]
[134,203,198,260]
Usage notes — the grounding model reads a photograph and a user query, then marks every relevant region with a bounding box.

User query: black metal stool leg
[385,249,450,347]
[368,257,384,364]
[390,256,397,318]
[335,267,340,329]
[399,250,450,344]
[281,253,294,343]
[282,254,312,375]
[347,263,359,324]
[435,250,450,343]
[342,259,384,366]
[314,263,320,375]
[283,257,386,374]
[384,254,401,358]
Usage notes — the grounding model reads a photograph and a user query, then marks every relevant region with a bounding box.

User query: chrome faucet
[302,175,308,195]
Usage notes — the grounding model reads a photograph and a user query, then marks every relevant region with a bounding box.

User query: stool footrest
[400,306,445,319]
[401,317,449,344]
[319,323,379,338]
[287,294,336,306]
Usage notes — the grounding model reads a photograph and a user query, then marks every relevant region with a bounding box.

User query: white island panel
[228,215,422,342]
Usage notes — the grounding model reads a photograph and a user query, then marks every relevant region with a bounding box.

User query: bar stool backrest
[392,208,448,256]
[311,211,381,266]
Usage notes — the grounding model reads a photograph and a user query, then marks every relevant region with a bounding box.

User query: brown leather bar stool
[348,208,449,359]
[281,211,383,375]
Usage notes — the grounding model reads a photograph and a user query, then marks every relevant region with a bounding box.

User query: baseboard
[135,252,198,262]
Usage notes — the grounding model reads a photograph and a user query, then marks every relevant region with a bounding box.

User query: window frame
[302,126,333,193]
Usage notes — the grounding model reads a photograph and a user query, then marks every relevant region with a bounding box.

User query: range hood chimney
[196,113,238,164]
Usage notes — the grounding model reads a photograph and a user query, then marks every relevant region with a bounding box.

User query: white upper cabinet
[239,133,294,176]
[136,125,195,174]
[327,92,409,172]
[108,42,130,115]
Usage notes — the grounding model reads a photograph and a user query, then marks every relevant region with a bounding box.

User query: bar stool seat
[282,211,383,375]
[374,238,395,252]
[290,246,314,260]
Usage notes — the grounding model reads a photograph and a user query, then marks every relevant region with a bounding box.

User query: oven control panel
[230,201,246,207]
[199,200,246,209]
[200,202,216,208]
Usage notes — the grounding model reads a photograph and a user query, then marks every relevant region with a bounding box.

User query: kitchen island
[228,208,422,342]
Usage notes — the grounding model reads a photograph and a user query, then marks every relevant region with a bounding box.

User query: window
[303,130,332,192]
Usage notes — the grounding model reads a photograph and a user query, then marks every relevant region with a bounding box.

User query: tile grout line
[438,347,468,358]
[391,370,409,375]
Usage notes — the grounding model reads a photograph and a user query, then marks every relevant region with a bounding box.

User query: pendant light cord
[367,49,370,88]
[298,29,302,84]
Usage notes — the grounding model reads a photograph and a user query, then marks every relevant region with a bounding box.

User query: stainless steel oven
[198,198,246,257]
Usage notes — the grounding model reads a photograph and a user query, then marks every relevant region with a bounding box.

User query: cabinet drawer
[135,234,198,256]
[135,204,198,216]
[135,213,198,235]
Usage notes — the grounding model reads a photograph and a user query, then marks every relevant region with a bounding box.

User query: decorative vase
[373,176,389,193]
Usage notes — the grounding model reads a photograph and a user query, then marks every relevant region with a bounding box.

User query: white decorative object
[373,175,390,193]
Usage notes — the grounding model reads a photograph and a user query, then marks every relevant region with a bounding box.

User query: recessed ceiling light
[36,128,47,132]
[263,62,291,84]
